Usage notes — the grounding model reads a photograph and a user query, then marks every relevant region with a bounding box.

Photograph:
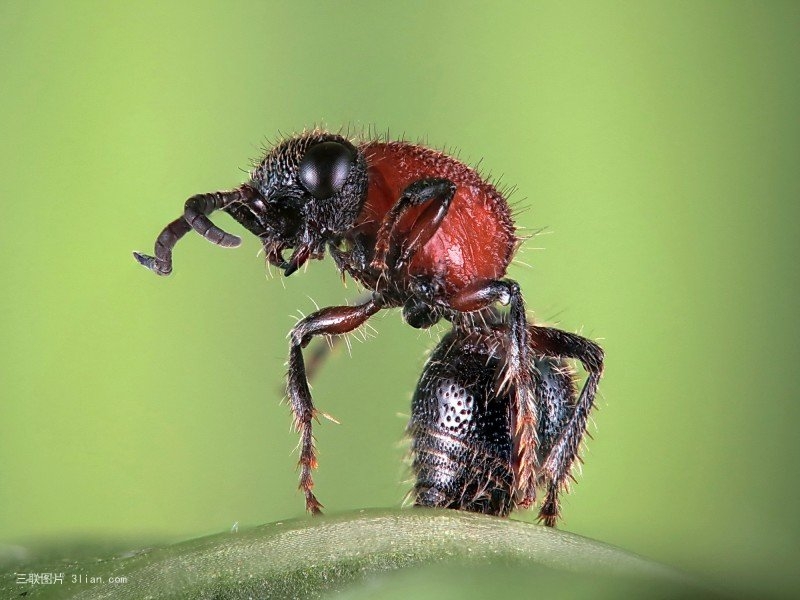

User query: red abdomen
[357,141,517,294]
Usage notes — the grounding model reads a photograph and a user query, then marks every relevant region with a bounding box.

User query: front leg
[287,298,383,513]
[371,178,456,273]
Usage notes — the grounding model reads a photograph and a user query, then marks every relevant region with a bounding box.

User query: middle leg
[448,279,539,508]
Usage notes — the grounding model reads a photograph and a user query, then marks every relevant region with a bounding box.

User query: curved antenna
[183,191,243,247]
[133,216,192,276]
[133,189,246,276]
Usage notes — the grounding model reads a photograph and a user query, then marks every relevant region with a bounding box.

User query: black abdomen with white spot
[408,326,577,516]
[408,329,515,516]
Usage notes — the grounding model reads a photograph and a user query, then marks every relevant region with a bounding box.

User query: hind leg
[528,326,604,525]
[532,356,577,526]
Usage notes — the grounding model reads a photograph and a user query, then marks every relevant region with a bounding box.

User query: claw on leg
[297,417,323,515]
[537,483,560,527]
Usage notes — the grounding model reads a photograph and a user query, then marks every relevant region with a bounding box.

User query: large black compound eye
[298,141,355,199]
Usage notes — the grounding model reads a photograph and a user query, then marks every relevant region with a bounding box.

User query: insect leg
[287,297,382,513]
[302,292,375,386]
[528,326,604,522]
[447,280,538,508]
[531,356,578,526]
[370,178,456,272]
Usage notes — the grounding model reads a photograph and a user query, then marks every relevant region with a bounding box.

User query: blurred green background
[1,0,798,597]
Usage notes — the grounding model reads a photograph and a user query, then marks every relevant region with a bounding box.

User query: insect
[134,129,604,525]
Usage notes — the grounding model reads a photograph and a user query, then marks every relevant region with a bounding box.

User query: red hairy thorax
[356,141,517,293]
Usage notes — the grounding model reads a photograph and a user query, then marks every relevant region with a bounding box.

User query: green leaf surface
[2,509,721,599]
